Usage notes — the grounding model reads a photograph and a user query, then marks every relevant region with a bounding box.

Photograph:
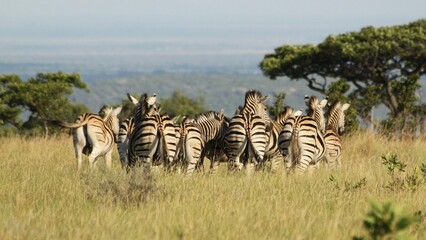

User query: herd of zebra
[57,90,350,175]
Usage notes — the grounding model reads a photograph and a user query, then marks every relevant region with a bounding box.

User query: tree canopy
[0,72,89,137]
[159,91,206,118]
[260,19,426,131]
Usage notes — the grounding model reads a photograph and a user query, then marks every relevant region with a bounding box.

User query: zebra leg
[142,156,153,173]
[296,150,312,174]
[185,141,200,177]
[88,147,102,169]
[105,149,113,170]
[270,153,283,173]
[209,154,223,174]
[73,127,86,170]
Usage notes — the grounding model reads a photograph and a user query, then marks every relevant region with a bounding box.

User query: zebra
[116,93,157,169]
[323,101,350,166]
[176,110,229,176]
[56,105,122,170]
[263,107,302,172]
[279,95,328,173]
[128,103,177,172]
[224,90,269,171]
[305,95,328,133]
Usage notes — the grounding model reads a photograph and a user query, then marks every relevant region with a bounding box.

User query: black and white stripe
[324,102,350,166]
[57,105,122,170]
[117,93,157,169]
[279,95,328,173]
[264,107,302,172]
[128,104,177,172]
[177,110,229,176]
[224,90,269,171]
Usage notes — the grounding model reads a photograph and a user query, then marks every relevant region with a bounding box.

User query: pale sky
[0,0,425,68]
[1,0,425,39]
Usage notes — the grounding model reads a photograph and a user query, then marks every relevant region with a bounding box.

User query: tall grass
[0,132,425,239]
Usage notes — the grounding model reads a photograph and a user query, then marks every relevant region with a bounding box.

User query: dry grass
[0,132,425,239]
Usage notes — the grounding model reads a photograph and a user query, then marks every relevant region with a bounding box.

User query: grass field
[1,132,425,239]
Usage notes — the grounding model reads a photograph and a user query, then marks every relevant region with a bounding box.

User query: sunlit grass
[0,132,425,239]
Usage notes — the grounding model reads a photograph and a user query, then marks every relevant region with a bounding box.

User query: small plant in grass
[382,154,406,177]
[382,154,426,191]
[329,175,367,192]
[353,201,418,240]
[81,171,162,207]
[420,163,426,177]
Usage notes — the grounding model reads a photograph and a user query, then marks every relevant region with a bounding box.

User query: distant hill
[72,72,318,116]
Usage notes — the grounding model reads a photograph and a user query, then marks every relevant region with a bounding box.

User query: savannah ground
[1,132,425,239]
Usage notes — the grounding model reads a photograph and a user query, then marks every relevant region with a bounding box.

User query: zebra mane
[98,105,112,121]
[305,95,319,114]
[276,107,294,123]
[194,111,223,124]
[327,101,345,132]
[244,90,264,106]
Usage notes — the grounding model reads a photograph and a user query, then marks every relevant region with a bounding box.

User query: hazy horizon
[1,0,425,75]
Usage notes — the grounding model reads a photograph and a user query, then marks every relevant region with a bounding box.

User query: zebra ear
[219,109,225,120]
[342,103,350,111]
[293,110,303,117]
[304,95,310,106]
[112,105,123,116]
[147,93,157,106]
[260,95,269,103]
[127,93,139,105]
[172,115,181,124]
[320,98,328,108]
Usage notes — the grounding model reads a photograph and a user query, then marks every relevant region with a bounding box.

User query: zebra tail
[159,126,170,168]
[290,127,300,166]
[246,130,262,165]
[49,119,89,129]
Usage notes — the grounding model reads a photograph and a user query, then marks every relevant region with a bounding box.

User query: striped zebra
[279,95,328,173]
[263,107,302,172]
[128,103,177,172]
[116,93,157,169]
[305,95,328,133]
[323,102,350,166]
[57,105,122,170]
[224,90,269,171]
[176,110,229,176]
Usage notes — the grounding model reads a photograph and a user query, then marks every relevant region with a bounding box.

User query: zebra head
[327,102,351,135]
[243,90,269,120]
[304,95,328,133]
[276,107,303,125]
[102,105,123,136]
[133,93,158,122]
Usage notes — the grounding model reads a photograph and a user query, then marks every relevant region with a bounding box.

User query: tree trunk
[383,79,399,117]
[43,120,49,139]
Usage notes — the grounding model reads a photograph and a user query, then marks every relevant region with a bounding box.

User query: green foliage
[266,92,286,119]
[0,72,90,137]
[159,91,206,118]
[118,94,139,121]
[0,75,24,128]
[261,19,426,134]
[353,201,418,240]
[382,154,407,176]
[381,154,426,192]
[329,174,367,192]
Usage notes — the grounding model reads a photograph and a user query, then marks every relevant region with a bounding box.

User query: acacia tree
[0,72,90,137]
[260,19,426,131]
